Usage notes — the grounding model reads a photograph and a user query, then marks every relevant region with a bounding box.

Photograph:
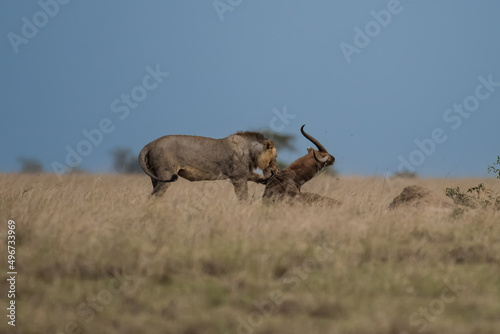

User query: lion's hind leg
[151,170,177,197]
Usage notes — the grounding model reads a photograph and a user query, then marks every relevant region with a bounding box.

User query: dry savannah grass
[1,172,500,334]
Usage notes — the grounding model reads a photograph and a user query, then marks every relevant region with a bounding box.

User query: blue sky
[1,0,499,177]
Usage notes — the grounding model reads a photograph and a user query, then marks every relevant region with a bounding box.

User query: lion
[138,130,278,200]
[263,125,341,206]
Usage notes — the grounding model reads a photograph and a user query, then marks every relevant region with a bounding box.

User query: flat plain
[1,173,499,334]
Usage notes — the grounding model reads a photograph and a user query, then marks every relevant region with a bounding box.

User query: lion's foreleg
[231,179,249,201]
[248,172,267,184]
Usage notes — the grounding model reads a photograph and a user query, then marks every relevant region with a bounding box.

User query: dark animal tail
[138,145,179,183]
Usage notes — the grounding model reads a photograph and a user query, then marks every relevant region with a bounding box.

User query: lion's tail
[138,145,179,183]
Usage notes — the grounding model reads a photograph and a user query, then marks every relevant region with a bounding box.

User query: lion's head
[258,139,278,178]
[234,132,279,178]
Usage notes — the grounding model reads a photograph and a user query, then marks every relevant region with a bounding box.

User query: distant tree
[277,161,289,170]
[18,157,43,173]
[392,171,418,179]
[259,129,297,152]
[110,148,142,174]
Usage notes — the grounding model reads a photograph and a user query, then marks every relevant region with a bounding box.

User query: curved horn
[301,124,327,152]
[313,150,329,163]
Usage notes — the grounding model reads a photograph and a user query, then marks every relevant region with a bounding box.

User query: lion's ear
[265,140,274,150]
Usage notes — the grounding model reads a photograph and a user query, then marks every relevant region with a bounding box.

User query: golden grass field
[1,172,500,334]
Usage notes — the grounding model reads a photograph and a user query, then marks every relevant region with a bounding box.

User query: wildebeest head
[300,125,335,171]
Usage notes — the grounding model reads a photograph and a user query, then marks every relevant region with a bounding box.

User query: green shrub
[488,156,500,179]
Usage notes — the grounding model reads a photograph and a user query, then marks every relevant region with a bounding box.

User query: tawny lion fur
[139,131,278,200]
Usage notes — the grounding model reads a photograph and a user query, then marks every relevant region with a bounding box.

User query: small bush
[445,183,499,209]
[488,156,500,179]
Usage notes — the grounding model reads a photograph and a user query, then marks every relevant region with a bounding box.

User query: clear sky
[1,1,499,177]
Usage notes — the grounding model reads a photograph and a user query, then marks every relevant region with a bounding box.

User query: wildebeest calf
[263,125,341,206]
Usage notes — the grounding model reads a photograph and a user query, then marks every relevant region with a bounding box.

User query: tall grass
[1,173,499,334]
